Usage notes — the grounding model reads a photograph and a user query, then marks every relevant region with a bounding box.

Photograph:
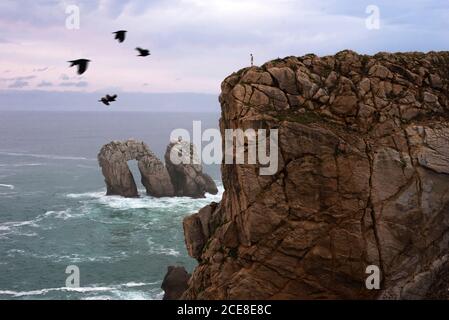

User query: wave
[0,151,95,161]
[67,190,105,199]
[67,183,224,212]
[0,220,40,238]
[81,289,164,300]
[147,238,181,257]
[0,209,77,237]
[0,184,14,189]
[0,281,162,300]
[6,249,128,263]
[42,209,84,221]
[0,163,44,167]
[0,220,39,232]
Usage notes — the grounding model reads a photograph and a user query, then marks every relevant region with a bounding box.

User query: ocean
[0,111,222,300]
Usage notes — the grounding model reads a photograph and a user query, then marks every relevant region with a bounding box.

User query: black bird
[68,59,90,75]
[106,94,117,102]
[99,97,110,106]
[136,47,150,57]
[113,30,127,43]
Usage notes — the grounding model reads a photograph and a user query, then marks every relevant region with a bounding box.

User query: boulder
[161,266,191,300]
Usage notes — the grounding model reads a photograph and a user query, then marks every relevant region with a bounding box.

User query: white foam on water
[7,249,25,254]
[147,237,181,257]
[81,290,162,300]
[0,192,16,197]
[0,281,162,300]
[67,190,105,199]
[0,184,14,190]
[42,208,85,221]
[0,286,117,297]
[122,282,153,288]
[66,183,224,213]
[51,253,120,263]
[0,220,39,232]
[0,209,77,237]
[8,251,123,263]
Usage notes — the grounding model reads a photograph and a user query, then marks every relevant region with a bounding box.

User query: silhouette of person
[250,53,254,66]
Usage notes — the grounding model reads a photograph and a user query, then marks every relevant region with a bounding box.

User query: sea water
[0,111,222,300]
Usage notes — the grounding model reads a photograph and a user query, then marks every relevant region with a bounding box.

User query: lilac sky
[0,0,448,94]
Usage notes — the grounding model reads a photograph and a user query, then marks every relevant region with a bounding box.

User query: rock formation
[181,50,449,299]
[165,140,219,198]
[161,266,191,300]
[98,139,174,197]
[98,139,218,199]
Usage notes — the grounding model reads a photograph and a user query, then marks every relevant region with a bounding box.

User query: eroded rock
[165,140,218,198]
[181,50,449,300]
[98,139,174,197]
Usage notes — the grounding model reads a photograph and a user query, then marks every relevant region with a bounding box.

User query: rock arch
[98,140,174,198]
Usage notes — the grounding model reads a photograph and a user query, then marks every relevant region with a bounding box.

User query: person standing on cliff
[250,53,254,66]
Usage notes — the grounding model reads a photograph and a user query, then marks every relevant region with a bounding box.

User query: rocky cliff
[181,50,449,299]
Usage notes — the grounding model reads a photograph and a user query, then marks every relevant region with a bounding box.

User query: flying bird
[99,97,110,106]
[113,30,127,43]
[106,94,117,102]
[68,59,90,75]
[136,47,150,57]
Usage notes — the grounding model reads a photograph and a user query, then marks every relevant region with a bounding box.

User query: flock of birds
[67,30,150,107]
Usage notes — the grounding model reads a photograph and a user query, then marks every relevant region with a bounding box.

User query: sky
[0,0,448,97]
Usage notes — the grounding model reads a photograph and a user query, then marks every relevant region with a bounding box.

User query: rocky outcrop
[165,140,219,198]
[161,266,191,300]
[182,51,449,299]
[98,140,174,197]
[98,139,218,199]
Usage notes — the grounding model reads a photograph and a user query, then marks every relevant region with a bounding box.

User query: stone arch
[98,139,174,198]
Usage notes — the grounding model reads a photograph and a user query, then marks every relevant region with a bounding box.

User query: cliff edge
[181,50,449,299]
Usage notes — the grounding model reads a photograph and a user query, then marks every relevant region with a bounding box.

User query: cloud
[33,67,49,72]
[37,80,53,87]
[59,81,89,88]
[0,0,102,27]
[0,75,36,82]
[8,80,29,88]
[0,0,448,94]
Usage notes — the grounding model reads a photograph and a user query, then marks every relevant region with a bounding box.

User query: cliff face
[182,50,449,299]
